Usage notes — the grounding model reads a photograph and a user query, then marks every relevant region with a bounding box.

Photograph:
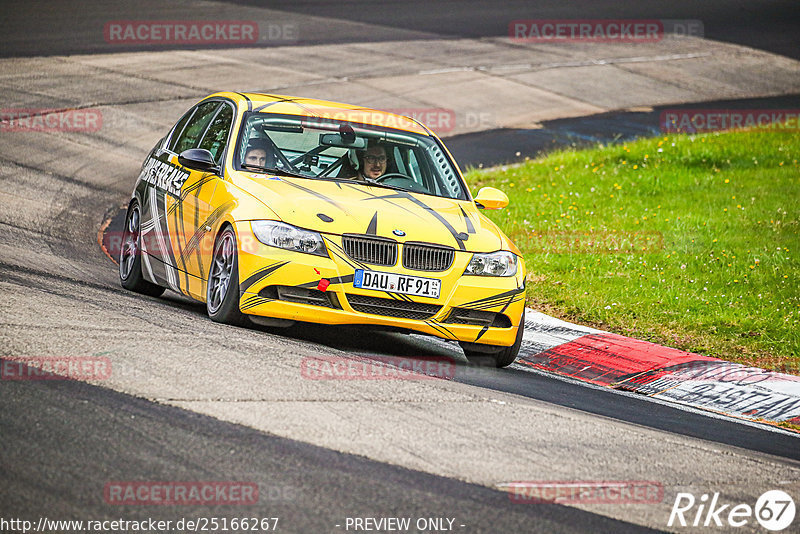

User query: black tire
[206,225,249,326]
[119,200,166,297]
[460,309,525,368]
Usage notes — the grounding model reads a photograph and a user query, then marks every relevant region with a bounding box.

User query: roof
[219,92,431,135]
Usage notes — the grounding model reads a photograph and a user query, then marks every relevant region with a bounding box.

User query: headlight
[251,221,328,257]
[464,251,517,277]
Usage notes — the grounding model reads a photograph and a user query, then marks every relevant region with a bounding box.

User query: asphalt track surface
[2,2,800,533]
[2,0,798,59]
[1,373,655,533]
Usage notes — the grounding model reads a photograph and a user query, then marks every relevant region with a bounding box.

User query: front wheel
[206,225,249,326]
[119,200,165,297]
[460,310,525,368]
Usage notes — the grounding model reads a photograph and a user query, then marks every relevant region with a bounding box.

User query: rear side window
[198,103,234,164]
[167,109,194,152]
[171,101,220,154]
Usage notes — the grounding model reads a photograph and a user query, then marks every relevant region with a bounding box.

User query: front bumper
[233,222,526,347]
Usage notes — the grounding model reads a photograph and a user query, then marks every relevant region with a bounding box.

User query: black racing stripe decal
[329,247,364,270]
[475,325,490,341]
[241,294,262,307]
[499,294,516,314]
[431,320,457,339]
[240,295,272,311]
[462,296,525,312]
[253,97,292,112]
[405,195,467,251]
[460,206,476,234]
[325,239,368,270]
[157,189,180,286]
[282,179,346,211]
[170,195,190,295]
[192,178,211,281]
[238,261,289,294]
[460,288,525,308]
[366,212,378,235]
[183,174,217,196]
[464,294,519,314]
[191,181,203,279]
[361,190,467,251]
[426,320,457,340]
[181,200,235,263]
[147,191,169,285]
[346,184,422,219]
[167,175,217,215]
[252,96,311,113]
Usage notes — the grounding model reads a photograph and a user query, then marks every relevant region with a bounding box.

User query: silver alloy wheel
[208,230,235,314]
[119,205,140,281]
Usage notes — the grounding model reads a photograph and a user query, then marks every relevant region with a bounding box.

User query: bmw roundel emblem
[393,229,406,237]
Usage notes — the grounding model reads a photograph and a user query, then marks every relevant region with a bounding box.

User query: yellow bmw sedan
[119,92,526,367]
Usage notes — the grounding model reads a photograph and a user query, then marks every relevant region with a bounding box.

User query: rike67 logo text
[669,490,795,531]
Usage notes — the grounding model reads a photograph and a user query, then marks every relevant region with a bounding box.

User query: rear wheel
[460,310,525,368]
[119,200,165,297]
[207,225,249,326]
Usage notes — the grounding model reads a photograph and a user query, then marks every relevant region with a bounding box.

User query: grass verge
[467,128,799,374]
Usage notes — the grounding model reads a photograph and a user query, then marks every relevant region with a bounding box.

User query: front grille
[342,234,397,266]
[443,307,512,328]
[402,242,455,272]
[346,294,441,320]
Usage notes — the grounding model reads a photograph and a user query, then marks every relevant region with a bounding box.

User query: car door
[135,104,214,293]
[169,100,235,300]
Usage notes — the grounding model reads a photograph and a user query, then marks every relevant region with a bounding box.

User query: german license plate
[353,269,440,299]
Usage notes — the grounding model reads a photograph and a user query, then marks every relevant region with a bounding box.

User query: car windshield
[235,112,468,200]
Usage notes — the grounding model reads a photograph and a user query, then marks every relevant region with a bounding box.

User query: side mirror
[474,187,509,210]
[178,148,219,173]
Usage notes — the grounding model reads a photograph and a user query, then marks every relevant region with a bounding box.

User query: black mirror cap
[178,148,219,173]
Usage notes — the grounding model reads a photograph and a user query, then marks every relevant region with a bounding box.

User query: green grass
[467,129,800,373]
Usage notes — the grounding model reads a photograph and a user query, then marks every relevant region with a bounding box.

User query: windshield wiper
[241,163,308,178]
[358,176,409,192]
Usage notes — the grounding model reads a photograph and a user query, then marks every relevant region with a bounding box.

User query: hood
[233,173,504,252]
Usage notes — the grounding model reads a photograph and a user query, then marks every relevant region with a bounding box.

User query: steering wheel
[373,172,427,193]
[375,172,413,183]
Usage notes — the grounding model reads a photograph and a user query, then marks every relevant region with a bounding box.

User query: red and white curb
[516,309,800,428]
